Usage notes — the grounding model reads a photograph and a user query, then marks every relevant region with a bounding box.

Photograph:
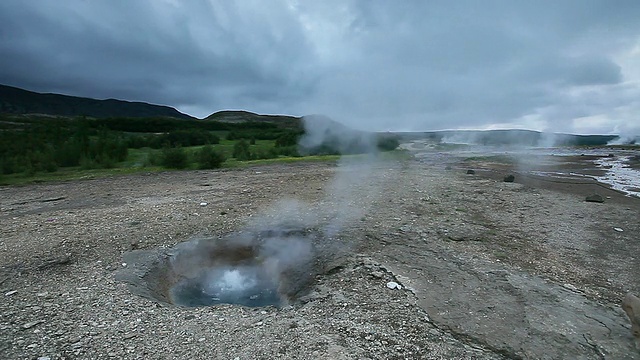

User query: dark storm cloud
[0,1,317,112]
[0,0,639,134]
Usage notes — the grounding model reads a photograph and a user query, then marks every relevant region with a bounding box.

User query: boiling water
[170,265,281,307]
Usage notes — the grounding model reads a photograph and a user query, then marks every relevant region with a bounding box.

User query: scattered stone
[122,333,137,340]
[503,174,515,183]
[622,293,640,350]
[22,320,44,329]
[220,211,228,215]
[386,281,402,290]
[466,169,475,175]
[614,227,624,232]
[199,202,208,206]
[37,357,51,360]
[585,194,604,203]
[37,254,72,270]
[448,235,467,242]
[4,290,17,296]
[370,271,385,279]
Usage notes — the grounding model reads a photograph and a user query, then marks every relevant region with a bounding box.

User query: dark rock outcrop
[585,194,605,203]
[503,174,515,182]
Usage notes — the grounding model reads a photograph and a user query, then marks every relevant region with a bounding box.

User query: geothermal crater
[116,226,323,308]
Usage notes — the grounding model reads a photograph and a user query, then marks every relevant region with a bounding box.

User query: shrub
[232,139,251,161]
[0,157,15,174]
[144,151,162,167]
[271,145,300,157]
[80,156,100,170]
[377,135,400,151]
[197,145,226,169]
[55,140,83,167]
[161,146,188,169]
[26,150,58,173]
[275,132,299,147]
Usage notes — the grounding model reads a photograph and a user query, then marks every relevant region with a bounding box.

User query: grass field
[0,138,336,185]
[0,148,409,186]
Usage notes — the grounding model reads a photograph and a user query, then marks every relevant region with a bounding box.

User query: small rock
[370,271,384,279]
[4,290,17,296]
[122,333,136,340]
[563,283,578,291]
[585,194,604,203]
[199,202,208,206]
[386,281,402,290]
[466,169,475,175]
[37,357,51,360]
[614,227,624,232]
[503,174,515,182]
[22,320,44,329]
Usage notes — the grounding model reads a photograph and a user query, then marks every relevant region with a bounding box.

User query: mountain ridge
[0,84,194,119]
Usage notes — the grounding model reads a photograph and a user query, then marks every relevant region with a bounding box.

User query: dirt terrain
[1,155,639,359]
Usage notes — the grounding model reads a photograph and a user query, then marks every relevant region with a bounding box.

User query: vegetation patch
[0,114,400,185]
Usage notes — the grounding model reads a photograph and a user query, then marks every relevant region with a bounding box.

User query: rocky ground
[1,153,639,359]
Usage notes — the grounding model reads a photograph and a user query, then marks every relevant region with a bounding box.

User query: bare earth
[1,157,639,359]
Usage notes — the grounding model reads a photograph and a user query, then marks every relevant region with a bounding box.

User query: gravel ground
[1,154,639,359]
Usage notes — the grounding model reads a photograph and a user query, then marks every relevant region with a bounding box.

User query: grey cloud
[0,0,639,134]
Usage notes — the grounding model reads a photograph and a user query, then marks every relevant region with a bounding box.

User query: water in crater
[170,264,281,307]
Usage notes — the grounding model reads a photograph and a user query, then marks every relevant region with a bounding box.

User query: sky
[1,1,639,135]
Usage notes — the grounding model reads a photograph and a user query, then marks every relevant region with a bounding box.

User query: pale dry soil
[1,159,639,359]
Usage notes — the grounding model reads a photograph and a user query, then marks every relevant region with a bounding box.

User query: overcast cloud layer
[1,0,639,135]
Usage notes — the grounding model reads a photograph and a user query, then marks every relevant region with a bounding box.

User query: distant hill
[0,84,194,119]
[396,129,618,146]
[204,110,301,129]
